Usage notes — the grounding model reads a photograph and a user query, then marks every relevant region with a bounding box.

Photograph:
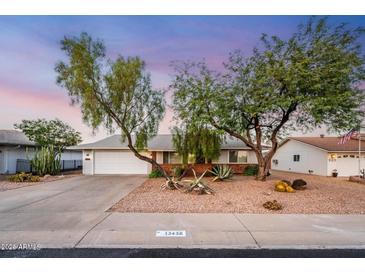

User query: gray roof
[0,129,81,151]
[0,130,35,146]
[74,134,260,151]
[74,135,133,150]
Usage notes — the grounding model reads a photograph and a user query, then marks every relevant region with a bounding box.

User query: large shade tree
[172,17,365,181]
[14,118,82,152]
[55,33,171,180]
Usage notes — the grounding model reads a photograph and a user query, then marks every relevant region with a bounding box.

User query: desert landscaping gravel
[110,171,365,214]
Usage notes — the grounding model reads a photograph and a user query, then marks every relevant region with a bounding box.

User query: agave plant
[160,178,184,191]
[209,165,233,182]
[183,169,215,195]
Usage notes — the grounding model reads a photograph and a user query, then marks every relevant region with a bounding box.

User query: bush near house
[149,169,164,178]
[243,165,259,176]
[8,172,40,183]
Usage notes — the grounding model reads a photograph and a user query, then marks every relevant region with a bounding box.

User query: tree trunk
[123,133,172,181]
[128,144,171,180]
[255,144,278,181]
[253,149,271,181]
[256,162,270,181]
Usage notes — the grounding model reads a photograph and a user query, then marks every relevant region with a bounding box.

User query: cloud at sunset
[0,16,364,143]
[0,85,110,142]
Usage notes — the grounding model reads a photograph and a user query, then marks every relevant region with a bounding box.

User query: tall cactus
[30,145,61,176]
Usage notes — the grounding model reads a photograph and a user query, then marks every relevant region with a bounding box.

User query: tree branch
[130,105,158,131]
[264,101,298,162]
[204,101,256,149]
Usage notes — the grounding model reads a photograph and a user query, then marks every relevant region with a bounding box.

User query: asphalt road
[1,248,365,258]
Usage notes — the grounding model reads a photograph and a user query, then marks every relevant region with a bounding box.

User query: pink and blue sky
[0,16,364,143]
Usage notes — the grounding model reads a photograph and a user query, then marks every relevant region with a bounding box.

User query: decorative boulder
[285,186,295,193]
[275,181,296,193]
[275,182,287,192]
[292,179,307,190]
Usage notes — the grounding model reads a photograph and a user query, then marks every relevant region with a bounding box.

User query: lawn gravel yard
[110,170,365,214]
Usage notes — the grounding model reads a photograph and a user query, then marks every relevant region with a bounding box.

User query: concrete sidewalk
[76,213,365,249]
[1,212,365,249]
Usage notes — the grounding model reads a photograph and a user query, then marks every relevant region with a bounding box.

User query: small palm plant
[209,165,233,182]
[183,169,215,195]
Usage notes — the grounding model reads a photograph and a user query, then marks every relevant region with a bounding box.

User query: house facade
[76,134,261,175]
[0,130,82,174]
[272,136,365,177]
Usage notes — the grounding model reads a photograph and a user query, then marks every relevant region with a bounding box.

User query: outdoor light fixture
[329,153,337,161]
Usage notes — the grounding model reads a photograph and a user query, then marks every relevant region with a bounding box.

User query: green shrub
[29,175,41,182]
[243,165,258,176]
[149,169,164,178]
[7,172,40,183]
[172,166,185,177]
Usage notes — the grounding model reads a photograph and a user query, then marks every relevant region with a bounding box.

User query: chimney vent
[320,134,325,138]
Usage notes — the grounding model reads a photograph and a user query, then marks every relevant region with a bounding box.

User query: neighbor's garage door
[335,156,359,177]
[94,150,149,174]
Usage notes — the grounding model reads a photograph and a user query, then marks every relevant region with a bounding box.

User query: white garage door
[94,150,149,174]
[335,156,360,177]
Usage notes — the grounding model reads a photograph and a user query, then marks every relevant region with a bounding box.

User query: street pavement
[2,248,365,258]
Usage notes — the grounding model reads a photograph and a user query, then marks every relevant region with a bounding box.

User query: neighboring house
[75,134,262,175]
[272,135,365,177]
[0,130,82,174]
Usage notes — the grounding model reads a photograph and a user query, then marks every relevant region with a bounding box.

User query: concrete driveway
[0,175,145,248]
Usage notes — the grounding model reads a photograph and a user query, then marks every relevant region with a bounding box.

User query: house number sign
[155,230,186,237]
